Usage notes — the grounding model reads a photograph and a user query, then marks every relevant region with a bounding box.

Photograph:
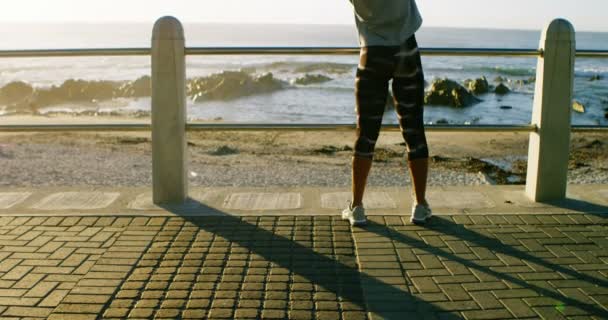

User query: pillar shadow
[157,200,459,319]
[364,217,608,317]
[542,198,608,216]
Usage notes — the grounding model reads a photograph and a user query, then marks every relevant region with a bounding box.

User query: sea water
[0,23,606,125]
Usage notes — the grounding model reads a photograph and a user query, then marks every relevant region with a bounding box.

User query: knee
[407,143,429,161]
[354,135,377,160]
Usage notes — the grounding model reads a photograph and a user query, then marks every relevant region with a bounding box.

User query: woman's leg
[351,157,373,207]
[408,158,429,205]
[351,46,392,207]
[392,36,429,205]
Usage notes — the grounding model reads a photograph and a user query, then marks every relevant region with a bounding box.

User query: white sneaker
[342,203,367,227]
[411,203,432,225]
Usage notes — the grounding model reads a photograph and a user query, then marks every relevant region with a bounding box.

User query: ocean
[0,23,607,125]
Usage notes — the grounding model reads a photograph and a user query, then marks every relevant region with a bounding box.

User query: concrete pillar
[526,19,576,202]
[151,16,188,205]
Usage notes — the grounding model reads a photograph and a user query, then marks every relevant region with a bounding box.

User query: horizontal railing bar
[0,123,539,132]
[185,47,545,57]
[187,47,360,56]
[571,125,608,132]
[1,47,605,58]
[185,123,539,132]
[0,124,152,132]
[1,123,606,133]
[0,48,152,58]
[575,50,608,58]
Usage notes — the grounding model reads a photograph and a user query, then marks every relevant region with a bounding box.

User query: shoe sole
[410,215,432,225]
[343,215,367,227]
[342,212,366,227]
[350,219,367,227]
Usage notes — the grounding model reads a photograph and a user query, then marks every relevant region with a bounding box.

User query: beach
[1,115,606,188]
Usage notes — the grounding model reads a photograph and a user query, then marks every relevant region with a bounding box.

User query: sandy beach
[1,115,606,188]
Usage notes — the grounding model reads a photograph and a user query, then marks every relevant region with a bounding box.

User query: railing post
[151,16,188,205]
[526,19,575,202]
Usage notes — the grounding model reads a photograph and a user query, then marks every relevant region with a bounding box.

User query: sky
[0,0,606,32]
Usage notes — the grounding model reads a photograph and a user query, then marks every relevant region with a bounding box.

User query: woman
[343,0,432,226]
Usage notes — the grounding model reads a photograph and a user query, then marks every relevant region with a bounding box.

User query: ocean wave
[474,66,536,77]
[256,61,356,74]
[40,109,151,118]
[291,74,333,85]
[426,65,537,77]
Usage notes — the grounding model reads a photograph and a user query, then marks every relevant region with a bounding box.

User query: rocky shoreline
[2,72,607,121]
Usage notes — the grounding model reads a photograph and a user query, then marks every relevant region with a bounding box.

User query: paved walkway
[0,186,606,319]
[0,214,606,319]
[1,185,607,216]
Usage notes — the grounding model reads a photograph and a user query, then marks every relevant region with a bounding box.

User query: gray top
[350,0,423,47]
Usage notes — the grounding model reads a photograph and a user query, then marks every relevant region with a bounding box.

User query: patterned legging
[354,35,429,160]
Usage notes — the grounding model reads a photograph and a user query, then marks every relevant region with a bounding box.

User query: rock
[500,105,513,110]
[373,148,402,163]
[188,71,285,101]
[514,77,535,86]
[313,145,353,155]
[572,100,585,113]
[117,137,149,144]
[495,83,511,95]
[589,74,603,81]
[0,81,34,105]
[293,74,332,85]
[466,76,490,95]
[424,78,481,108]
[436,118,449,124]
[493,76,507,83]
[210,145,239,156]
[256,72,280,87]
[60,79,116,102]
[116,76,151,97]
[14,79,120,111]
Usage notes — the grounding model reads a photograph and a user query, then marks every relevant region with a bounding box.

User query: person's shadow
[153,200,460,319]
[362,212,608,318]
[118,196,608,319]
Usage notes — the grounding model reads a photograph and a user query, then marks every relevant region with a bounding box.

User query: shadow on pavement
[544,197,608,216]
[364,216,608,318]
[156,200,456,319]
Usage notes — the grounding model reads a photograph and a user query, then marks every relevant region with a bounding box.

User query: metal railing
[1,47,607,58]
[1,123,606,133]
[1,16,607,204]
[1,44,606,134]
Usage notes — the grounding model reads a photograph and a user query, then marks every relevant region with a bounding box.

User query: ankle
[415,199,429,207]
[351,202,363,209]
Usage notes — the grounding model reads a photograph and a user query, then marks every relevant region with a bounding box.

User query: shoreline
[1,115,606,188]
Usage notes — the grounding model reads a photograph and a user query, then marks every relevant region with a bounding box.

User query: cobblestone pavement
[0,214,606,319]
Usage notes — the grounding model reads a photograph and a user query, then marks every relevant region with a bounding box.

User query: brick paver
[0,214,605,319]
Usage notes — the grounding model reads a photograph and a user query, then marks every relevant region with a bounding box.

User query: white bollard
[526,19,576,202]
[151,16,188,205]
